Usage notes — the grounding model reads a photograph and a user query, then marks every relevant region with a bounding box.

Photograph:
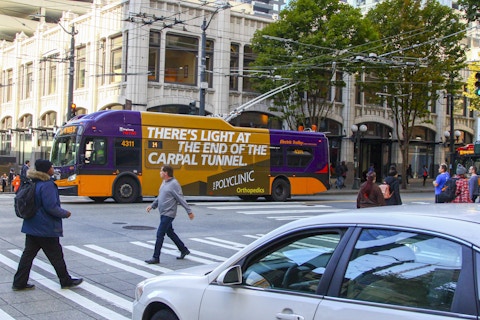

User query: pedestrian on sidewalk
[145,165,194,264]
[422,165,428,186]
[452,164,472,203]
[384,166,402,206]
[468,166,479,203]
[357,171,385,208]
[433,163,449,203]
[12,159,82,291]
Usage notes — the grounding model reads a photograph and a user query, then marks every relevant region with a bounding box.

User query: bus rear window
[287,147,313,167]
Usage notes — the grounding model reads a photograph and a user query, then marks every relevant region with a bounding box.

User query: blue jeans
[153,215,187,259]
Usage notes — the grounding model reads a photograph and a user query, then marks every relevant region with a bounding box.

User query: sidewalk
[328,177,434,195]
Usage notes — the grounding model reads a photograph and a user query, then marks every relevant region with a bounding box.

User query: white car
[133,204,480,320]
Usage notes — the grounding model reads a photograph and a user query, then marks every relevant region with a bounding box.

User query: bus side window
[84,138,106,165]
[287,147,313,167]
[270,146,283,167]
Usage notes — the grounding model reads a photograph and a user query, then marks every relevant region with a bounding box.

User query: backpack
[14,179,37,219]
[379,183,393,199]
[438,178,458,203]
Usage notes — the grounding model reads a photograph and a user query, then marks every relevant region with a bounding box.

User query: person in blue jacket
[12,159,83,291]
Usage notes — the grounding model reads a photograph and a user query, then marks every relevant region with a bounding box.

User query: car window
[242,231,342,294]
[340,228,463,312]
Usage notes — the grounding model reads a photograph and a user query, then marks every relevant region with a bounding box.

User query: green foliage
[250,0,378,130]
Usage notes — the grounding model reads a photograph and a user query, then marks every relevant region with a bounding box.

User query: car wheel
[151,309,179,320]
[113,176,139,203]
[271,178,289,202]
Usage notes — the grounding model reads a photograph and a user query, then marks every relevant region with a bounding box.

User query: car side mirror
[216,265,242,286]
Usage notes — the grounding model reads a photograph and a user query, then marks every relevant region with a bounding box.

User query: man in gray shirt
[145,165,195,264]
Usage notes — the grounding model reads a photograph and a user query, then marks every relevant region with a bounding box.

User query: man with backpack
[451,164,472,203]
[12,159,83,291]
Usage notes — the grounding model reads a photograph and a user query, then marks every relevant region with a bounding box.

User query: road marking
[132,241,218,264]
[65,246,158,278]
[84,244,172,273]
[162,243,226,261]
[189,238,244,251]
[239,209,346,214]
[243,234,264,239]
[268,215,316,221]
[0,309,15,320]
[0,252,130,320]
[207,204,332,210]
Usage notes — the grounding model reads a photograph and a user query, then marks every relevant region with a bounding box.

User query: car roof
[269,204,480,247]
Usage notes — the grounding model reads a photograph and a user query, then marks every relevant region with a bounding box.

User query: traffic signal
[71,103,77,117]
[475,72,480,96]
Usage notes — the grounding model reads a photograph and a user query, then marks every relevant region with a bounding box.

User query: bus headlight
[68,174,77,181]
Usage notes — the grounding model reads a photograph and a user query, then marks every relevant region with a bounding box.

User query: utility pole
[199,4,230,116]
[65,24,77,121]
[199,18,208,116]
[448,75,455,174]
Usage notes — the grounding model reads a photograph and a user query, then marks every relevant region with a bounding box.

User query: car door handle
[276,312,305,320]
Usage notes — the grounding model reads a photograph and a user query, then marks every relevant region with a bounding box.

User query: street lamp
[351,124,367,189]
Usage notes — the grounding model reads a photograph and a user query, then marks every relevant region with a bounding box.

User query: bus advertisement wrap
[51,110,329,203]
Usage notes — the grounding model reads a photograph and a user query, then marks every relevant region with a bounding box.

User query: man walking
[20,160,30,183]
[145,165,194,264]
[469,166,479,203]
[12,159,82,290]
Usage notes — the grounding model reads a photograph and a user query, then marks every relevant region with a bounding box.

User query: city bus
[50,110,330,203]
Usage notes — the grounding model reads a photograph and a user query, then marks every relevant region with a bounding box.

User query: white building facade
[0,0,477,184]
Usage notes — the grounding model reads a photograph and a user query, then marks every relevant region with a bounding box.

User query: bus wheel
[239,195,258,201]
[113,177,139,203]
[89,197,107,203]
[271,179,289,202]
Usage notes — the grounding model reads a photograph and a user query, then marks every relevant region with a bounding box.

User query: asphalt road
[0,191,435,319]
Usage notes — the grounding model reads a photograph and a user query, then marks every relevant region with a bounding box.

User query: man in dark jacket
[12,159,82,290]
[384,166,402,206]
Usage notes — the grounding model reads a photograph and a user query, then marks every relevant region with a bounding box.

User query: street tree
[363,0,467,188]
[249,0,377,130]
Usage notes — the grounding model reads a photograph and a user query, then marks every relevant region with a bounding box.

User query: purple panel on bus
[79,110,142,138]
[268,129,329,173]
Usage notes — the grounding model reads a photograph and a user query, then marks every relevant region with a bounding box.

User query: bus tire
[239,195,258,201]
[113,176,139,203]
[89,197,107,203]
[270,178,289,202]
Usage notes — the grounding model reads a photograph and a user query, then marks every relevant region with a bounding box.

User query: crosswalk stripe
[189,238,244,251]
[9,249,133,313]
[84,244,172,273]
[162,243,226,262]
[204,237,247,248]
[65,246,157,278]
[239,209,346,214]
[0,252,130,320]
[207,204,332,210]
[243,234,263,239]
[132,241,217,264]
[268,216,315,221]
[0,308,15,320]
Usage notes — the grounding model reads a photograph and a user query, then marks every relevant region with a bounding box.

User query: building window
[110,35,123,83]
[164,34,198,85]
[205,40,214,88]
[230,43,239,90]
[76,46,86,89]
[6,69,12,102]
[25,63,33,99]
[243,45,256,92]
[49,61,57,95]
[148,31,161,82]
[335,72,343,103]
[97,39,106,86]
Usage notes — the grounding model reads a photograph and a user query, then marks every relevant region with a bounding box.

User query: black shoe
[12,283,35,291]
[61,278,83,289]
[145,258,160,264]
[177,249,190,260]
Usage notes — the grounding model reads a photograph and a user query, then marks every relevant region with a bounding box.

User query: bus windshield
[51,134,79,166]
